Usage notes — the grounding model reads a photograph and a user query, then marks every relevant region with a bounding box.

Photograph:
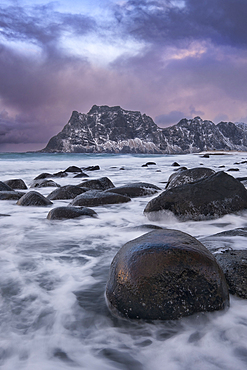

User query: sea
[1,152,247,370]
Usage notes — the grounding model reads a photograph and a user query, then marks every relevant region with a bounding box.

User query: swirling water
[0,152,247,369]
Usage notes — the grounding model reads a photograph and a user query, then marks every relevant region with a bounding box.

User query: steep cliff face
[44,105,163,153]
[41,105,247,153]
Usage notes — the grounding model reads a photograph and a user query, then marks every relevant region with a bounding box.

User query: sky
[1,0,247,151]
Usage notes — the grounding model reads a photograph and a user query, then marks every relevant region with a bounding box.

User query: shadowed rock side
[105,182,161,198]
[105,229,229,320]
[47,206,97,220]
[40,106,247,154]
[144,172,247,221]
[0,191,25,200]
[215,250,247,299]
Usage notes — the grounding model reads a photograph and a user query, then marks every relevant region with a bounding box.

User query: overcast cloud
[0,0,247,151]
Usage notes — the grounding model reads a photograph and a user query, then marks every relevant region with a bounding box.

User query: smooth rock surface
[105,229,229,320]
[78,177,115,191]
[4,179,28,190]
[144,171,247,220]
[70,190,131,207]
[47,206,97,220]
[47,185,88,200]
[0,191,25,200]
[17,191,53,206]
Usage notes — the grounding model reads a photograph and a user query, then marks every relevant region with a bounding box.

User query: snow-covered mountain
[41,105,247,153]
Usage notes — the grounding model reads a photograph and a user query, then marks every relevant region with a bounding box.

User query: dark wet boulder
[4,179,28,190]
[47,185,88,200]
[70,190,131,207]
[0,191,25,200]
[105,229,229,320]
[17,191,53,206]
[166,167,215,190]
[78,177,115,191]
[53,171,68,178]
[105,182,161,198]
[215,250,247,299]
[144,171,247,221]
[0,181,13,191]
[201,154,210,158]
[64,166,82,173]
[47,206,97,220]
[73,172,89,178]
[82,165,100,171]
[34,173,54,180]
[172,162,180,167]
[227,168,239,172]
[142,162,156,167]
[30,179,61,188]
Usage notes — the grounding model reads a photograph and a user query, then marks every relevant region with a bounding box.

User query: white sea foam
[0,152,247,369]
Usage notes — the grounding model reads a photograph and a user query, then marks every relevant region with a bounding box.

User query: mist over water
[1,152,247,369]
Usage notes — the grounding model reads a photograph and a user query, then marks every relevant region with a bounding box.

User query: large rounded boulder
[166,167,215,190]
[105,229,229,320]
[78,177,115,191]
[144,171,247,221]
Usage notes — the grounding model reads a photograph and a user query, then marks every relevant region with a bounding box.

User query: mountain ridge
[41,105,247,154]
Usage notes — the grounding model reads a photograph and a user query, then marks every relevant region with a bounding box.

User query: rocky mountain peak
[41,105,247,154]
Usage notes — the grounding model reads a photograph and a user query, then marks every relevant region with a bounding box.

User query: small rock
[30,179,61,188]
[34,173,54,180]
[47,185,88,200]
[53,171,68,178]
[4,179,27,190]
[70,190,131,207]
[227,168,239,172]
[82,165,100,171]
[73,172,89,178]
[142,162,156,167]
[78,177,115,191]
[47,206,97,220]
[64,166,82,173]
[17,191,53,206]
[172,162,180,167]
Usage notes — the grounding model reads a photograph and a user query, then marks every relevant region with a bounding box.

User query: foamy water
[0,152,247,369]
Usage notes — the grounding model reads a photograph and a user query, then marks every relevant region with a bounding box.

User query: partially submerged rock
[70,190,130,207]
[106,182,161,198]
[78,177,115,191]
[144,171,247,221]
[30,179,61,188]
[17,191,53,206]
[64,166,82,173]
[47,206,97,220]
[0,181,13,191]
[47,185,88,200]
[0,191,25,200]
[4,179,28,190]
[105,229,229,320]
[215,250,247,299]
[166,167,215,190]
